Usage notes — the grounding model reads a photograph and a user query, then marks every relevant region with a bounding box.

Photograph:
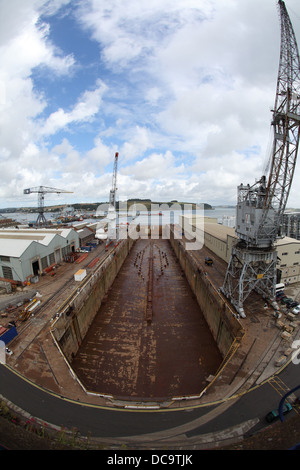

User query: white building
[0,228,79,284]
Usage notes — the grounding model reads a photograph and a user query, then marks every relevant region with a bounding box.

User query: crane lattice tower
[222,1,300,317]
[24,186,73,227]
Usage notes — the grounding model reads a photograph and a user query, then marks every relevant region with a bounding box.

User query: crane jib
[222,0,300,317]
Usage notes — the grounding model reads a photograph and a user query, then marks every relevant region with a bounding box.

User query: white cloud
[0,1,74,78]
[76,0,212,68]
[0,0,75,161]
[41,80,107,136]
[120,126,153,162]
[122,150,184,180]
[0,0,75,203]
[1,0,300,208]
[75,0,283,205]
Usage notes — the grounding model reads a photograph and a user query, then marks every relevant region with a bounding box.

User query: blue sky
[1,0,300,209]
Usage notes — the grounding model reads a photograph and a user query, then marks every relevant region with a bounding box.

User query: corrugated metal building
[180,215,300,285]
[0,228,79,284]
[75,226,96,246]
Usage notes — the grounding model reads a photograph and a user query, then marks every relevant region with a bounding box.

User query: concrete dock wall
[169,229,243,357]
[51,238,135,362]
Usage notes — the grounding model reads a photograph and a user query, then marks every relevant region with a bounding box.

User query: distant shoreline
[0,200,215,213]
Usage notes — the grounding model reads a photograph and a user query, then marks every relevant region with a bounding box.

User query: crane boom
[222,1,300,317]
[23,186,73,195]
[260,0,300,242]
[265,1,300,207]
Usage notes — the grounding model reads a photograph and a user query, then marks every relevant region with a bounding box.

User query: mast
[109,152,119,210]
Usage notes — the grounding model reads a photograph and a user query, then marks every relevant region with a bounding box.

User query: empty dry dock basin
[51,229,243,401]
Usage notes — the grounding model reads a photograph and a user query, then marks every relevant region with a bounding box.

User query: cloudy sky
[1,0,300,209]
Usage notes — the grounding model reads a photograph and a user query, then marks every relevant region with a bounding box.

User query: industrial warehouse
[0,227,80,286]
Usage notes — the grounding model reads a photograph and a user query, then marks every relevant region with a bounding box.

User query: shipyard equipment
[109,152,119,211]
[222,1,300,317]
[107,151,119,240]
[95,152,119,241]
[24,186,73,226]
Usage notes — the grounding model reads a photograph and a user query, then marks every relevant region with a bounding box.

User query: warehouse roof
[275,235,300,246]
[0,228,78,257]
[75,226,95,238]
[0,227,74,237]
[0,238,33,257]
[186,216,300,247]
[203,222,236,242]
[204,222,300,247]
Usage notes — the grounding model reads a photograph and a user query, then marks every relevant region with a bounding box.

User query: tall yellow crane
[24,185,73,226]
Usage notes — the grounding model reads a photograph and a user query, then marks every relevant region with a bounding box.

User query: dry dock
[71,238,222,400]
[3,224,299,410]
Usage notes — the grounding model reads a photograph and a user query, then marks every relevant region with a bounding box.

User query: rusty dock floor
[71,238,222,400]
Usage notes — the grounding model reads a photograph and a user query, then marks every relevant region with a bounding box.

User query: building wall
[75,227,95,246]
[276,239,300,284]
[180,215,234,263]
[3,257,24,283]
[0,228,79,283]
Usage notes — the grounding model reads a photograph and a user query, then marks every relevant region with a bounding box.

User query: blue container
[0,326,18,345]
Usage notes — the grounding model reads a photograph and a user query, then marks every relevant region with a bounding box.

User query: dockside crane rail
[222,0,300,318]
[24,185,73,226]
